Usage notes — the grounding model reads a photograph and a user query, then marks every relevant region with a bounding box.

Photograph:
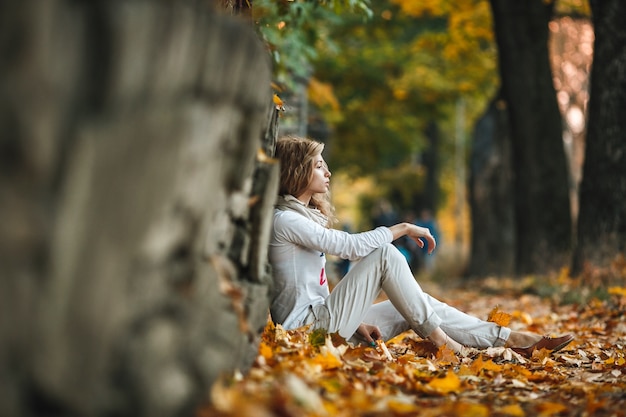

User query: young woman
[269,135,573,357]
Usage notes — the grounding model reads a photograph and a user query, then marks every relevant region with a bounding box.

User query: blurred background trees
[252,0,625,280]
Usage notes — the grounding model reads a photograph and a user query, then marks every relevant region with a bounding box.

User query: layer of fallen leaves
[198,276,626,417]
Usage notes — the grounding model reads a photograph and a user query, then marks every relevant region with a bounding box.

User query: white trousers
[308,243,510,348]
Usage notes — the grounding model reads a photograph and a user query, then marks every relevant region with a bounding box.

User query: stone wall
[0,1,275,416]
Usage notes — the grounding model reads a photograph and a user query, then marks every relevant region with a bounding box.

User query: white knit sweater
[269,207,393,329]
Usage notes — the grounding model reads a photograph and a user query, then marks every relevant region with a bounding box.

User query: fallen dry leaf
[487,305,512,326]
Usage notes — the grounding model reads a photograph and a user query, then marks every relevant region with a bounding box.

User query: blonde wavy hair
[275,135,335,225]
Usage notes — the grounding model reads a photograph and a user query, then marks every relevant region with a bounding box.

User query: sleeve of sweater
[273,210,394,261]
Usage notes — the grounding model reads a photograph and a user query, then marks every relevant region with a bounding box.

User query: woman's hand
[357,323,382,345]
[408,224,437,254]
[389,223,437,254]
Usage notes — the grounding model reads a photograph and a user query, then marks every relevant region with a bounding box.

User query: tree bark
[573,0,626,272]
[0,1,274,416]
[489,0,572,274]
[468,98,516,278]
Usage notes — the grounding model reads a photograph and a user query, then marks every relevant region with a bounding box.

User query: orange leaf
[470,355,503,375]
[512,310,534,325]
[273,93,283,106]
[435,345,460,365]
[258,341,273,360]
[487,305,512,326]
[537,402,568,416]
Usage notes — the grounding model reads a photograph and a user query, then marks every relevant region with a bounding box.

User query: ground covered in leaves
[199,272,626,417]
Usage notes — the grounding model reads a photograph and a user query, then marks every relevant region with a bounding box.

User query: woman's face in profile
[306,153,331,195]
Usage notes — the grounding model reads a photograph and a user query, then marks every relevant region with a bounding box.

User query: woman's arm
[274,212,435,259]
[274,210,393,260]
[388,222,437,254]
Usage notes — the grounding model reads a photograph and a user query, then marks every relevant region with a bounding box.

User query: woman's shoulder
[273,208,320,232]
[272,209,310,243]
[274,208,305,224]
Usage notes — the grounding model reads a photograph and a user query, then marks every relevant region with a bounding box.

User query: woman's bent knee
[379,242,406,263]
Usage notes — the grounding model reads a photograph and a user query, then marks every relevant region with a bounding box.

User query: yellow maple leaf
[457,364,474,376]
[386,330,412,345]
[427,371,461,394]
[454,402,489,417]
[258,341,273,360]
[273,93,285,111]
[608,286,626,297]
[311,350,343,370]
[387,399,419,413]
[498,403,526,417]
[318,378,343,394]
[487,305,512,326]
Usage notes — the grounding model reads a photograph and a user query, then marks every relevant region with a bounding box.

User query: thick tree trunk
[468,98,516,278]
[0,1,275,416]
[573,0,626,272]
[489,0,572,274]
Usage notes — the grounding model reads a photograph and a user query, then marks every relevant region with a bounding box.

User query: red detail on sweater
[320,268,327,286]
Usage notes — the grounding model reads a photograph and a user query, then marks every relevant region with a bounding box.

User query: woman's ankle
[428,328,463,353]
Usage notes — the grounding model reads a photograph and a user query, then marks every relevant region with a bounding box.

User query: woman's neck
[295,192,312,207]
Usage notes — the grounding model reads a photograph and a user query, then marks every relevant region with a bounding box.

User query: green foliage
[250,0,591,216]
[313,0,498,177]
[552,0,591,17]
[313,8,426,173]
[253,0,372,87]
[251,0,499,176]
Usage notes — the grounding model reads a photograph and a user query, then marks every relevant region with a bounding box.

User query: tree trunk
[573,0,626,272]
[0,1,275,416]
[422,121,440,212]
[489,0,572,274]
[468,97,516,278]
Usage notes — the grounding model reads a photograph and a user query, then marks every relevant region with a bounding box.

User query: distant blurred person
[415,208,439,272]
[372,200,414,264]
[372,199,399,228]
[335,223,353,279]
